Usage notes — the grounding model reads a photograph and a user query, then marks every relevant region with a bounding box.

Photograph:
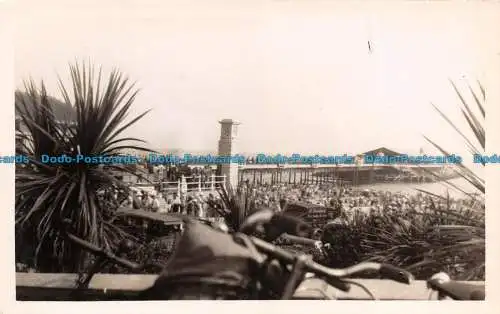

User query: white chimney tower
[218,119,240,190]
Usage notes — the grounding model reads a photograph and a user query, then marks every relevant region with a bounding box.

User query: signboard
[307,206,328,227]
[283,202,338,228]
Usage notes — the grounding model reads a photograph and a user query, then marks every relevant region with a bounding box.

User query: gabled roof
[361,147,402,156]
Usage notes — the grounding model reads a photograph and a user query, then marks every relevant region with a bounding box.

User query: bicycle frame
[61,222,481,301]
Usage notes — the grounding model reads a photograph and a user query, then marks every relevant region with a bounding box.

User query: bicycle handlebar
[64,221,481,301]
[249,236,414,286]
[427,273,485,300]
[280,233,319,246]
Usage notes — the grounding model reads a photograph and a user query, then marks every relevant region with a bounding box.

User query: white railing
[160,174,226,194]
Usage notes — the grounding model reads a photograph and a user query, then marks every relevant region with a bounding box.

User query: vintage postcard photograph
[2,0,500,313]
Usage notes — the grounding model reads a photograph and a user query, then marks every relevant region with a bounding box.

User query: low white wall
[15,272,485,300]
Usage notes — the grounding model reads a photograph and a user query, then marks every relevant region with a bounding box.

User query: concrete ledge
[16,273,485,300]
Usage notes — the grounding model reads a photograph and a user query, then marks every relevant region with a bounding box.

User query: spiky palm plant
[419,79,485,279]
[15,62,153,272]
[217,185,255,232]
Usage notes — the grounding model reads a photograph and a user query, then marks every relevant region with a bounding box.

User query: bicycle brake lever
[379,264,414,284]
[323,276,351,292]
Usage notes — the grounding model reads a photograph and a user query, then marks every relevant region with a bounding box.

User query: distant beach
[241,172,478,199]
[360,177,479,198]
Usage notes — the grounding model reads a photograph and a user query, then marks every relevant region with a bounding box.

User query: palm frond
[449,80,485,150]
[217,185,253,232]
[423,79,486,195]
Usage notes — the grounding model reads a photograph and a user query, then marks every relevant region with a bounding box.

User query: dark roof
[15,91,76,122]
[116,208,183,226]
[361,147,402,157]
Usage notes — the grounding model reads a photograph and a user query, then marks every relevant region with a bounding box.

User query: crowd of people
[236,180,482,220]
[116,163,225,217]
[119,187,225,218]
[118,170,483,226]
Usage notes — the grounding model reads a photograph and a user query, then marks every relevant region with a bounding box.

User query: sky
[13,0,499,166]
